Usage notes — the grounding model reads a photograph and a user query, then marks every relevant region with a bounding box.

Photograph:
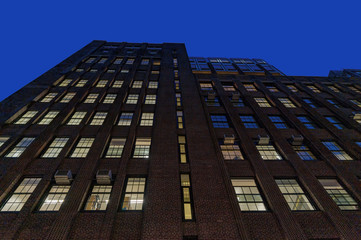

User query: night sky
[1,0,360,101]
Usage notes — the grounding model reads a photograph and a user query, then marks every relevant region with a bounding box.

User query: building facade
[0,41,360,240]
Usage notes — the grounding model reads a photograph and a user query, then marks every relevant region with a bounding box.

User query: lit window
[205,97,220,106]
[276,179,315,211]
[180,174,194,220]
[121,69,129,74]
[319,179,358,210]
[286,85,298,92]
[103,94,117,104]
[221,144,244,160]
[307,85,321,93]
[0,178,41,212]
[6,137,35,158]
[145,95,156,104]
[140,113,154,126]
[210,115,229,128]
[70,138,94,158]
[148,81,158,89]
[59,79,72,87]
[96,80,108,88]
[278,98,296,108]
[177,111,184,129]
[133,138,151,158]
[75,80,87,87]
[112,80,123,88]
[326,99,342,108]
[113,58,123,64]
[328,86,340,92]
[38,111,59,125]
[98,58,107,64]
[266,85,279,92]
[223,84,236,92]
[349,86,361,94]
[84,93,99,103]
[141,59,149,65]
[350,99,361,107]
[178,136,188,163]
[67,112,86,125]
[240,115,259,128]
[269,115,288,129]
[90,69,97,73]
[173,58,178,68]
[118,113,133,126]
[153,59,161,65]
[75,68,84,72]
[176,93,182,107]
[293,145,316,160]
[132,81,143,88]
[0,137,9,147]
[121,177,146,210]
[244,84,257,92]
[85,57,96,63]
[303,98,318,108]
[256,144,282,160]
[126,58,134,65]
[42,137,69,158]
[231,97,245,107]
[106,69,115,74]
[174,70,179,78]
[60,92,76,103]
[255,98,271,107]
[90,112,107,125]
[231,179,267,211]
[126,94,139,104]
[84,185,112,211]
[105,138,126,158]
[174,80,180,90]
[297,116,318,129]
[325,116,345,129]
[14,111,38,124]
[39,185,70,211]
[322,141,352,160]
[200,83,213,91]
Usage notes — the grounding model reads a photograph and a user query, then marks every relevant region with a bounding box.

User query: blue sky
[0,0,360,101]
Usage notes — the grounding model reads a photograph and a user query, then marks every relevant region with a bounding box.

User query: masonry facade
[0,41,360,240]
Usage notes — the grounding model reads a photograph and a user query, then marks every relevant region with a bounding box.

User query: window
[205,97,220,106]
[103,94,117,104]
[59,79,72,87]
[325,116,345,129]
[141,59,149,65]
[75,79,87,87]
[200,83,213,91]
[85,57,96,63]
[322,141,352,160]
[175,80,180,90]
[121,177,146,211]
[349,86,361,94]
[244,84,257,92]
[286,84,298,92]
[90,112,107,125]
[178,136,188,163]
[140,113,154,126]
[173,58,178,68]
[278,98,296,108]
[256,144,283,160]
[0,137,9,147]
[145,95,156,104]
[84,93,99,103]
[297,116,318,129]
[96,80,108,88]
[133,138,151,158]
[6,137,35,158]
[210,115,229,128]
[39,185,70,211]
[319,179,358,210]
[70,138,94,158]
[180,174,194,220]
[84,185,112,211]
[67,112,86,125]
[75,68,84,72]
[14,111,38,124]
[231,97,245,107]
[269,115,288,129]
[177,111,184,129]
[254,98,271,107]
[118,113,133,126]
[221,144,244,160]
[126,94,139,104]
[276,179,315,211]
[41,93,58,103]
[326,99,342,108]
[38,111,59,125]
[1,178,41,212]
[293,145,316,160]
[60,92,76,103]
[350,99,361,107]
[148,81,158,89]
[176,93,182,107]
[307,85,321,93]
[42,137,69,158]
[126,58,134,65]
[113,58,123,64]
[239,115,259,128]
[266,85,279,92]
[303,98,318,108]
[132,81,143,88]
[223,84,236,92]
[90,69,97,73]
[328,85,340,92]
[121,69,129,74]
[105,138,126,158]
[112,80,123,88]
[98,58,107,64]
[174,70,179,78]
[231,179,267,211]
[106,69,115,74]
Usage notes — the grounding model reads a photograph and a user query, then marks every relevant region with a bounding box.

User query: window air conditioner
[208,91,216,100]
[291,135,304,145]
[224,134,235,145]
[54,170,72,185]
[258,135,270,145]
[96,169,112,184]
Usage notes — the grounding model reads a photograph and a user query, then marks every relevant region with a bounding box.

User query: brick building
[0,41,360,240]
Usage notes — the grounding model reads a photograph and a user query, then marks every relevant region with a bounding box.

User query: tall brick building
[0,41,360,240]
